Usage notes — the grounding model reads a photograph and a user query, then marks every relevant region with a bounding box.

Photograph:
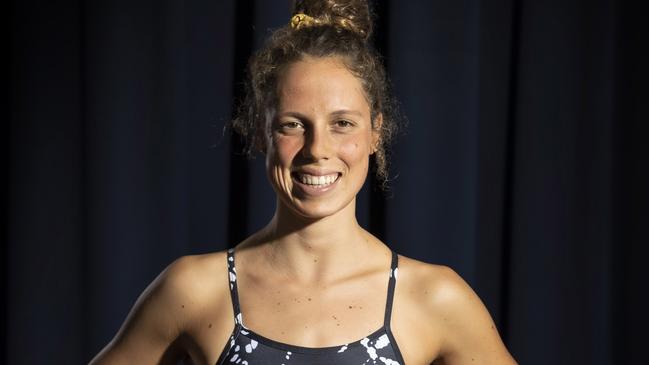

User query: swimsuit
[216,248,405,365]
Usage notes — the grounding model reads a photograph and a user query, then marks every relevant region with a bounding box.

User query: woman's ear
[371,113,383,154]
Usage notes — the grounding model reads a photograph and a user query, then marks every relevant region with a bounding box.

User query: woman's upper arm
[89,257,196,365]
[428,266,517,365]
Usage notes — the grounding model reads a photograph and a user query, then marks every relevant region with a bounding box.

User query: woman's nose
[301,127,331,160]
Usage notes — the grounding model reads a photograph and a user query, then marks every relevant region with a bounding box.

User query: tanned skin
[90,57,516,365]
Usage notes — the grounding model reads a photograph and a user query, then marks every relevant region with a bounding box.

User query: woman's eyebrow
[276,111,309,119]
[330,109,363,117]
[277,109,363,118]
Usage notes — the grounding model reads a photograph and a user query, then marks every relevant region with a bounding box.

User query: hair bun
[292,0,372,40]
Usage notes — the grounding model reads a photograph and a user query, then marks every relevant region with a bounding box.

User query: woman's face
[265,56,379,219]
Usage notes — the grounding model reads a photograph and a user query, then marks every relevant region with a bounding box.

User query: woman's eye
[281,121,303,129]
[336,120,353,128]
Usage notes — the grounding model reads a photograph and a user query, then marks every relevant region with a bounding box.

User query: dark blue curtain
[7,0,648,364]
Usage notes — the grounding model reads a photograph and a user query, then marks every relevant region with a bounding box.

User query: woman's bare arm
[89,257,197,365]
[427,266,517,365]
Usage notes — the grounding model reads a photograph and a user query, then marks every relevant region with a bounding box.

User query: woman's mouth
[291,172,341,194]
[294,172,339,187]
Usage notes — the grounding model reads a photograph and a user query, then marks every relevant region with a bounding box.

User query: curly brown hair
[232,0,400,188]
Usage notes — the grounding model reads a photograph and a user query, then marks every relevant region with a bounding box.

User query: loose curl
[232,0,401,189]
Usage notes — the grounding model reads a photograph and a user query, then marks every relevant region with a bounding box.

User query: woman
[90,1,516,364]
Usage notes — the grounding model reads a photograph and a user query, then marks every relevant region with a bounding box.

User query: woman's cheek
[272,135,302,165]
[339,135,370,163]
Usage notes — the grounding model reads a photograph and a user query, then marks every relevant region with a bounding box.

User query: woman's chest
[238,280,388,347]
[233,264,412,344]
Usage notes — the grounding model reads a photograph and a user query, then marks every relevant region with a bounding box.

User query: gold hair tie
[290,13,316,29]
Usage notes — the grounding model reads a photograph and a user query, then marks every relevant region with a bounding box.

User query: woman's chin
[289,200,341,220]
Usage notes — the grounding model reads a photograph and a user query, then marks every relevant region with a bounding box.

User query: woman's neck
[254,198,378,284]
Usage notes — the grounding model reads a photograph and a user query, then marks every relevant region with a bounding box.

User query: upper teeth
[297,173,338,186]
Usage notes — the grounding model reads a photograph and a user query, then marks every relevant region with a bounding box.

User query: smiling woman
[88,1,516,364]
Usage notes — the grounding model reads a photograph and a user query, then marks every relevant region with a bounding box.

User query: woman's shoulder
[125,250,232,330]
[395,254,516,363]
[89,250,234,364]
[158,250,230,300]
[139,250,236,335]
[396,254,464,289]
[395,254,484,319]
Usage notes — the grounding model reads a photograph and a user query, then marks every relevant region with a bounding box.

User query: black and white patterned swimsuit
[216,248,406,365]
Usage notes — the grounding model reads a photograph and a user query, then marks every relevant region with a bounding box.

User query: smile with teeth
[294,173,340,187]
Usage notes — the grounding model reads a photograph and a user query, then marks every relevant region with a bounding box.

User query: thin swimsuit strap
[226,248,399,330]
[384,250,399,330]
[226,248,243,327]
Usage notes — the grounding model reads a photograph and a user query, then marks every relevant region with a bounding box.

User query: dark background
[6,0,648,364]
